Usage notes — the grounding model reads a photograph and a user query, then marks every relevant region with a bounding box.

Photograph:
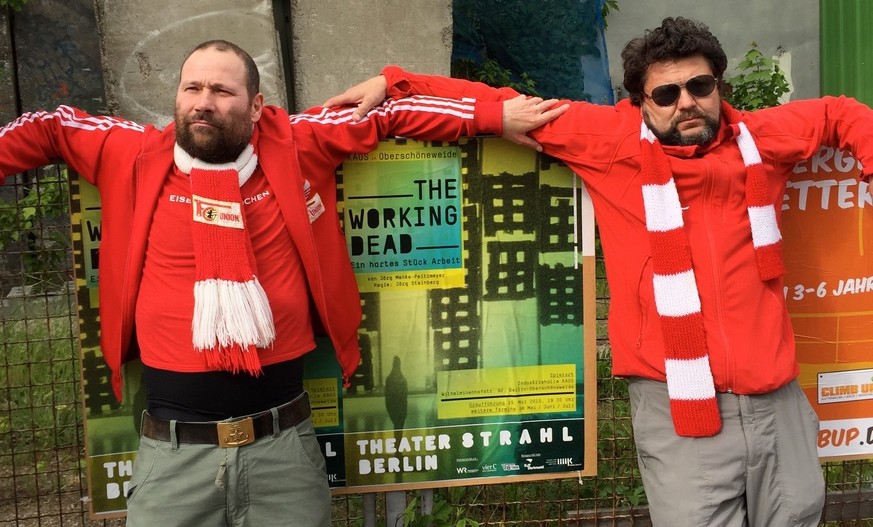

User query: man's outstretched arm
[322,71,568,151]
[0,106,144,185]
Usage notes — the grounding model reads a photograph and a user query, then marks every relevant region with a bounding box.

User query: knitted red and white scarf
[174,141,273,375]
[639,103,783,437]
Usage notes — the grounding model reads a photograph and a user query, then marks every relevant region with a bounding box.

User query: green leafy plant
[0,166,71,291]
[601,0,619,29]
[454,57,540,95]
[725,42,790,110]
[0,0,29,11]
[400,489,479,527]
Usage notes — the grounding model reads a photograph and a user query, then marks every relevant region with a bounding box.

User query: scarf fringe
[192,277,274,375]
[202,342,265,375]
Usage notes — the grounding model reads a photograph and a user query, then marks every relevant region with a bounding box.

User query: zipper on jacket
[701,156,735,391]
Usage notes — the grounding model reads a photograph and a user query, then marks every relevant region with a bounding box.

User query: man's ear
[251,93,265,122]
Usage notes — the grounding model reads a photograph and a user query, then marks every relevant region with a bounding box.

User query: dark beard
[174,111,251,164]
[648,110,721,147]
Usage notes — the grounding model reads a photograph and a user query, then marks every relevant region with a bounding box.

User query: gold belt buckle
[217,417,255,448]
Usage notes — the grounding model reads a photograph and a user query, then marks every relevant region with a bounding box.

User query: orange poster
[784,146,873,459]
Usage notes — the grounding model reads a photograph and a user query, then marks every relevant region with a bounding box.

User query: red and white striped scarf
[639,104,783,437]
[174,141,273,375]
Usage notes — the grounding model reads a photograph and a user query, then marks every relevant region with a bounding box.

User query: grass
[0,293,88,524]
[0,295,82,452]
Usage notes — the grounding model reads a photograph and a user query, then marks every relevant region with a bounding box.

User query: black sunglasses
[643,75,718,107]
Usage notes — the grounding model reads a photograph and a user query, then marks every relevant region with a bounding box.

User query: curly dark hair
[621,17,727,106]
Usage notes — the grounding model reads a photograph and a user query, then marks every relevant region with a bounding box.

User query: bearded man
[0,39,565,526]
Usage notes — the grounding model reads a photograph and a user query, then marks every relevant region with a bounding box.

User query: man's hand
[503,95,569,151]
[321,75,388,122]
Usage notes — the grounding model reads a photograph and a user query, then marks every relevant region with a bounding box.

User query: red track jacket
[382,65,873,394]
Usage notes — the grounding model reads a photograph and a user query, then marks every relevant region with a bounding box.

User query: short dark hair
[620,17,727,106]
[181,40,260,100]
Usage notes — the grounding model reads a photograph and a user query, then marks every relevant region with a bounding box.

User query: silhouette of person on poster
[384,355,408,430]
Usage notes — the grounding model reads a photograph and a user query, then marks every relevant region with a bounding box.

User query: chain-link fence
[1,166,873,526]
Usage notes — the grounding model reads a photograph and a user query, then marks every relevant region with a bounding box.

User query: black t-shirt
[143,357,304,421]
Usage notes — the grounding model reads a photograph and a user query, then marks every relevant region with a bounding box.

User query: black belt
[141,392,310,448]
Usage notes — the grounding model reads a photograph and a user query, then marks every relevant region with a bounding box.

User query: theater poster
[784,146,873,460]
[72,137,597,517]
[69,173,143,519]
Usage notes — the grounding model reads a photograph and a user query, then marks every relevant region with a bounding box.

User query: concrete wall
[603,1,820,101]
[90,0,453,123]
[290,0,452,111]
[13,0,106,114]
[93,0,286,126]
[0,9,15,125]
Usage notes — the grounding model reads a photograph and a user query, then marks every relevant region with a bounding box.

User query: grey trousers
[126,415,331,527]
[629,378,825,527]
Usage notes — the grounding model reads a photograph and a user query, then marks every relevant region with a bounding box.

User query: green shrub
[725,42,790,111]
[0,167,71,291]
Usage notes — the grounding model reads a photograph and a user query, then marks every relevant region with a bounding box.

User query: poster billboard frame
[70,136,598,518]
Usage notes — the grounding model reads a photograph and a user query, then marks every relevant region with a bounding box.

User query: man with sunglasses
[326,16,873,527]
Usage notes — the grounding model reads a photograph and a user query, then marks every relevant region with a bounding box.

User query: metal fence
[1,166,873,526]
